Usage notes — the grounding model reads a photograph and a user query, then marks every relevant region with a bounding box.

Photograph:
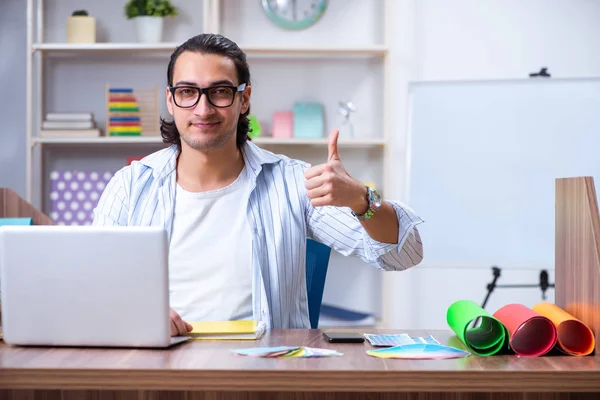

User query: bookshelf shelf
[32,137,385,147]
[32,43,388,58]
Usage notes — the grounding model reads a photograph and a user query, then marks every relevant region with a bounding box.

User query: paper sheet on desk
[232,346,343,358]
[367,343,470,360]
[189,320,266,340]
[364,333,440,347]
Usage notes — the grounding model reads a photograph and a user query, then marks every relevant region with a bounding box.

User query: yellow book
[109,102,139,108]
[109,126,142,133]
[189,320,266,340]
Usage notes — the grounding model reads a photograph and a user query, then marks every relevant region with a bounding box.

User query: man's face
[166,51,250,152]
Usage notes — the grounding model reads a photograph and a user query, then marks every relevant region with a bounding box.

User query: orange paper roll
[493,303,557,357]
[532,302,595,356]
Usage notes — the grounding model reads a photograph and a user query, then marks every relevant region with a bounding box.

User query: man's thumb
[328,129,340,162]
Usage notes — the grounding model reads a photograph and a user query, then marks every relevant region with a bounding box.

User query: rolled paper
[532,302,595,356]
[446,300,507,356]
[493,303,557,357]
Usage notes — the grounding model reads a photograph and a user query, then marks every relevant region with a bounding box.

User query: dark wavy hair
[160,34,251,149]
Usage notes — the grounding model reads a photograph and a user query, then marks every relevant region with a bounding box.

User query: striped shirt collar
[138,139,282,182]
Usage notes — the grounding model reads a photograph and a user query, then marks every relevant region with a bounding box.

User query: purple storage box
[49,170,115,225]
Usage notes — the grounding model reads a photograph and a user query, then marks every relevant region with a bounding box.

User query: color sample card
[232,346,343,358]
[364,333,440,347]
[367,343,471,360]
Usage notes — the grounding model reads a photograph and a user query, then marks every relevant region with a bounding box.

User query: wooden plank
[0,188,54,225]
[3,391,600,400]
[555,177,600,355]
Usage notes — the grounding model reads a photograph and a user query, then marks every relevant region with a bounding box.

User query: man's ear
[165,87,174,116]
[240,85,252,115]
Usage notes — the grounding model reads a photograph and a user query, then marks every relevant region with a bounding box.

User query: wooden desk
[0,329,598,400]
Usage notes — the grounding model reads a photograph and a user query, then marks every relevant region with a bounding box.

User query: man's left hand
[304,129,369,215]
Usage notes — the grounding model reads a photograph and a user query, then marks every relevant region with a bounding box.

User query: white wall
[0,0,27,198]
[390,0,600,330]
[414,0,600,81]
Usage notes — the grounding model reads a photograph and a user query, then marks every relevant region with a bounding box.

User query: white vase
[134,16,164,43]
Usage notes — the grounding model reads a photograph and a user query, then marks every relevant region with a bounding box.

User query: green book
[109,107,140,112]
[109,131,142,136]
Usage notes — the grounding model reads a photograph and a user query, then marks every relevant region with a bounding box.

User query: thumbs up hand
[304,129,369,215]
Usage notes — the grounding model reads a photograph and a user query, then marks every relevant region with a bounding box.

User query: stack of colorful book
[107,88,142,136]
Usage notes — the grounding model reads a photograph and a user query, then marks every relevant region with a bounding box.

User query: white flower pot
[134,16,164,43]
[66,16,96,43]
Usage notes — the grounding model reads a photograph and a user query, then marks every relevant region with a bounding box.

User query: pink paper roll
[493,303,557,357]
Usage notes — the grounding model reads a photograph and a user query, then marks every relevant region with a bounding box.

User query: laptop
[0,225,189,348]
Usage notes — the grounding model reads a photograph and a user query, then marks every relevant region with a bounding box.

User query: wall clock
[261,0,328,30]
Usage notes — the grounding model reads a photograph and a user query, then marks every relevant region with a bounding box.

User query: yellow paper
[188,320,266,340]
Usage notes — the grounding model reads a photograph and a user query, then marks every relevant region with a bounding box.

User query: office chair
[305,238,332,329]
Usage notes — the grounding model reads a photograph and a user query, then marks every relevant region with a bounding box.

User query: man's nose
[192,93,215,116]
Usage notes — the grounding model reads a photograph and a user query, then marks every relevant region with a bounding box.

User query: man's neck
[176,140,245,193]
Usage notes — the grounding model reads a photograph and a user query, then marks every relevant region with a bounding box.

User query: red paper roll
[493,303,557,357]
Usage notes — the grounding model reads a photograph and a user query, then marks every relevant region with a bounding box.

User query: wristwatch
[352,186,382,221]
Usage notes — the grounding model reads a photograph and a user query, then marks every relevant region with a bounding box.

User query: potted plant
[66,10,96,43]
[124,0,178,43]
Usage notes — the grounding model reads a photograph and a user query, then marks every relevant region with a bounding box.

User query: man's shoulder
[137,144,178,173]
[111,145,177,185]
[244,141,310,172]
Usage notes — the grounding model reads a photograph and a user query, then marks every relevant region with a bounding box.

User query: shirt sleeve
[299,165,424,271]
[92,169,130,226]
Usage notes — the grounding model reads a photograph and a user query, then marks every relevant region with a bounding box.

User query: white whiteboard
[407,78,600,270]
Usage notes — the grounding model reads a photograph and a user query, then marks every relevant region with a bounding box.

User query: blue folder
[0,218,33,226]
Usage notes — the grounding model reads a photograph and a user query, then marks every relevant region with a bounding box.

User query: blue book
[110,117,141,122]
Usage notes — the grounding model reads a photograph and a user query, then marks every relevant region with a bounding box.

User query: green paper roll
[447,300,507,356]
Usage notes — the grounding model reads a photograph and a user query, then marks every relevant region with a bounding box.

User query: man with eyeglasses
[93,33,424,336]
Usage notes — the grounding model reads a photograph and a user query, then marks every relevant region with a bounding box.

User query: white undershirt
[168,166,253,322]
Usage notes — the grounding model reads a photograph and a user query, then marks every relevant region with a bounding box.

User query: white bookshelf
[26,0,395,327]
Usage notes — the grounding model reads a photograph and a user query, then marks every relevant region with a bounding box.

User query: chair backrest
[305,238,332,329]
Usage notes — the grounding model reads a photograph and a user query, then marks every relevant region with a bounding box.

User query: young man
[93,34,424,336]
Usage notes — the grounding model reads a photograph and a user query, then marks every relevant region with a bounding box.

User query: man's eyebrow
[174,79,235,87]
[174,80,199,86]
[209,79,235,86]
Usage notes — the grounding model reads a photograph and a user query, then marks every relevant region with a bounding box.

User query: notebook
[189,320,267,340]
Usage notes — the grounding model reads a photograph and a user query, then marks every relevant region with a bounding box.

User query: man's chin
[180,132,233,152]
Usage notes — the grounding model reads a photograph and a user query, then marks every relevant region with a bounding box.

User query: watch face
[261,0,328,30]
[368,187,382,208]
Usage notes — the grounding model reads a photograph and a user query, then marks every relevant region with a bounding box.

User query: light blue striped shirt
[92,141,424,328]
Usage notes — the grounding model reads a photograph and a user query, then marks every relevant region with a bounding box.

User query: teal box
[0,218,33,226]
[293,102,324,139]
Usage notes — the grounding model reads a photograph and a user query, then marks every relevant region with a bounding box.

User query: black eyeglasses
[168,83,247,108]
